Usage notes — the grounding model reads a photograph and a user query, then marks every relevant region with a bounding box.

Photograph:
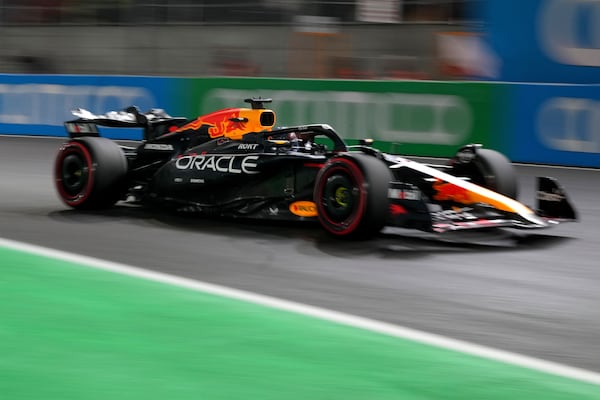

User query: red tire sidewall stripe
[316,158,366,235]
[54,141,94,206]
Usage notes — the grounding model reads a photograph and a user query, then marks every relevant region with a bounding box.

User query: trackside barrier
[507,83,600,167]
[0,74,186,140]
[0,74,599,167]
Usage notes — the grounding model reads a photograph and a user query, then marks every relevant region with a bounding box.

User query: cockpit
[265,129,330,154]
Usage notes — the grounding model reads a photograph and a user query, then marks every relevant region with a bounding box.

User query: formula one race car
[55,98,577,238]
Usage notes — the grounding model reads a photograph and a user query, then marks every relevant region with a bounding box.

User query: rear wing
[63,120,101,137]
[64,106,188,140]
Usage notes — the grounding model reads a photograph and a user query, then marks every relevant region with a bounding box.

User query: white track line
[2,236,600,386]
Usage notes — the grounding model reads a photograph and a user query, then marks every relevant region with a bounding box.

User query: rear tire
[54,137,128,209]
[314,153,391,239]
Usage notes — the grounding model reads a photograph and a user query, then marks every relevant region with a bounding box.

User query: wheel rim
[61,153,89,195]
[321,174,358,223]
[55,142,94,206]
[315,158,367,236]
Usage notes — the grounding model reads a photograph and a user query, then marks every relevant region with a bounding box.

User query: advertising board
[3,74,596,167]
[189,78,504,158]
[508,83,600,167]
[0,74,182,139]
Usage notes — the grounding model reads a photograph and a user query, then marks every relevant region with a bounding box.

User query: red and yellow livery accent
[432,178,533,215]
[173,107,276,140]
[398,159,541,224]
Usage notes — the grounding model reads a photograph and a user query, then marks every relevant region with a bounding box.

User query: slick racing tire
[314,153,391,239]
[54,137,128,209]
[452,148,518,199]
[472,149,518,199]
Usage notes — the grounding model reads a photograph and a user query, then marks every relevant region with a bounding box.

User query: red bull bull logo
[203,110,246,138]
[433,180,473,204]
[173,108,274,140]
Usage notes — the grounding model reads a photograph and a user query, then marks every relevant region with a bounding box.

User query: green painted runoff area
[1,245,599,399]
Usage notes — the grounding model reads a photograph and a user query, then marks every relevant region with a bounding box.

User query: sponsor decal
[175,155,259,174]
[289,201,318,217]
[388,188,421,200]
[433,218,506,232]
[431,208,477,221]
[144,143,174,151]
[190,178,205,184]
[537,190,565,202]
[64,122,98,134]
[237,143,259,150]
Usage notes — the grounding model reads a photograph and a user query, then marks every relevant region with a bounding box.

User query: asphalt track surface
[2,135,599,373]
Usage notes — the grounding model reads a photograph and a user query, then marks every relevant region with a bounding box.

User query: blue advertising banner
[507,83,600,167]
[0,74,184,139]
[475,0,600,83]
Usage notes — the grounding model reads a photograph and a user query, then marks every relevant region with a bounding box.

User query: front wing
[385,176,577,233]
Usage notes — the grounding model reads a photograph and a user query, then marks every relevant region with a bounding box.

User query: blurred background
[0,0,478,79]
[1,0,600,166]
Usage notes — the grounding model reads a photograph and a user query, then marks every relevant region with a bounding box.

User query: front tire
[54,137,128,209]
[451,148,518,199]
[314,153,391,239]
